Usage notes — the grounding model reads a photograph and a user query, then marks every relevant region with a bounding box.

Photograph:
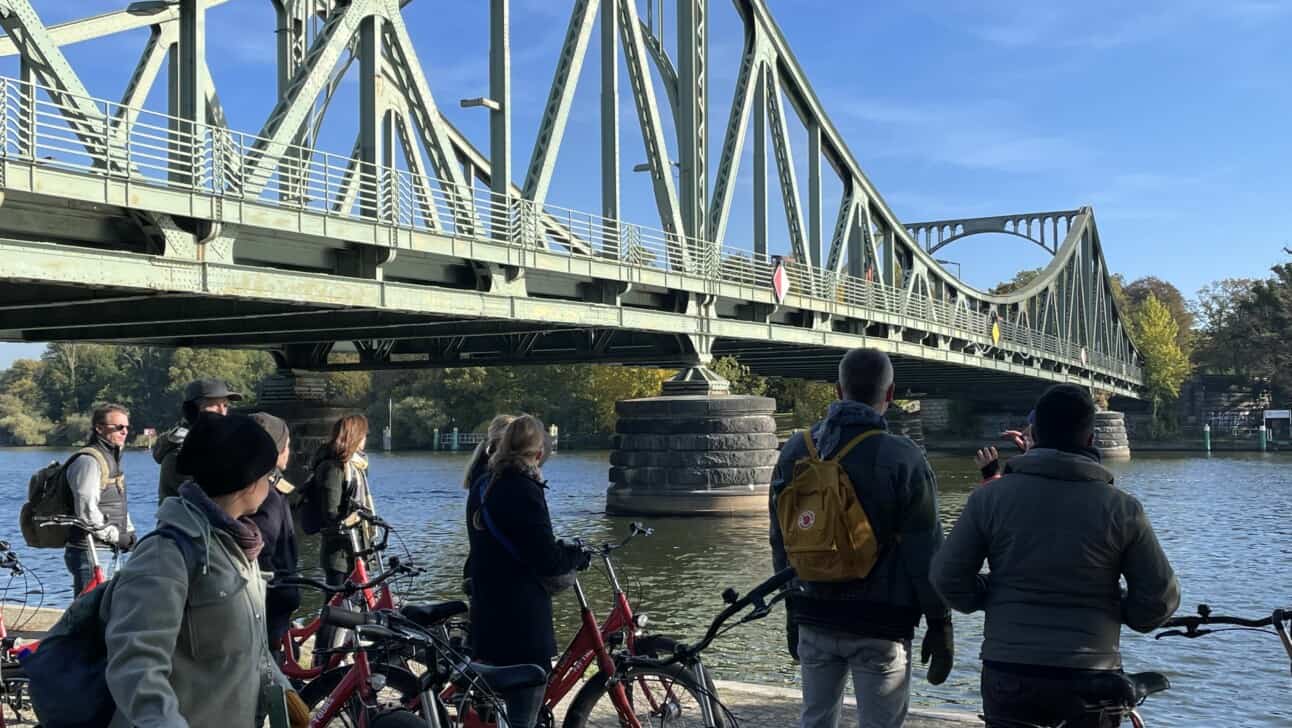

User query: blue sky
[2,0,1290,367]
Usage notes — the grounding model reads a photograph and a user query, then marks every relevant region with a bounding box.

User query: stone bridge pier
[607,367,778,517]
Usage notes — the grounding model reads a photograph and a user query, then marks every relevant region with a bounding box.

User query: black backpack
[20,525,204,727]
[296,467,325,535]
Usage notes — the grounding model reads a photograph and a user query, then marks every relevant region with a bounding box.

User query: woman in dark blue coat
[465,414,587,728]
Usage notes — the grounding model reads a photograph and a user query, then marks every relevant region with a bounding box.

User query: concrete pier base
[606,368,777,516]
[1094,410,1132,460]
[255,369,356,485]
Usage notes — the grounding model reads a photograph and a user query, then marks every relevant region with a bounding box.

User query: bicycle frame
[310,644,383,728]
[280,529,395,681]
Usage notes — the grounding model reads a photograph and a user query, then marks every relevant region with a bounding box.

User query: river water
[1,448,1289,726]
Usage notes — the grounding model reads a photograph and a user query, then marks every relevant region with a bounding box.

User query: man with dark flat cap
[154,378,242,503]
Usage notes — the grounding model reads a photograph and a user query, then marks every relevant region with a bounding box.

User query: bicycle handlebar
[270,557,415,596]
[630,567,798,668]
[1156,603,1291,640]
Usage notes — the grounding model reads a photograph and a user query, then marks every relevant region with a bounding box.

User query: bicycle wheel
[2,661,31,726]
[300,662,444,727]
[562,663,725,728]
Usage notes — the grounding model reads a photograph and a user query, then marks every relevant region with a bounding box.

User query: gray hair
[837,348,893,406]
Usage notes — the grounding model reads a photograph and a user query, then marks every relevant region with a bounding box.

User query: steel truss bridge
[0,0,1141,398]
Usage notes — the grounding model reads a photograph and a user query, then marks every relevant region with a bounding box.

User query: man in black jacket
[770,348,952,728]
[932,384,1180,727]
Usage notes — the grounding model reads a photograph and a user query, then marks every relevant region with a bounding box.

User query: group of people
[56,379,378,727]
[50,348,1183,728]
[772,348,1180,728]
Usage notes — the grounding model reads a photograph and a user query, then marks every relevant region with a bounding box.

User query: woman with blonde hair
[464,414,588,728]
[461,414,516,489]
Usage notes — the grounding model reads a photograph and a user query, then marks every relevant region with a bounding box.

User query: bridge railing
[0,76,1140,382]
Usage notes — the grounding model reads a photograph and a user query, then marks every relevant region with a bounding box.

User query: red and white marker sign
[772,260,790,303]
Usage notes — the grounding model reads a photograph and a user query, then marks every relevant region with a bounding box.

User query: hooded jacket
[153,424,189,503]
[931,448,1180,670]
[101,486,287,727]
[770,400,949,640]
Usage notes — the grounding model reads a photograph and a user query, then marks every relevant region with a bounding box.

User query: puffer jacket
[770,400,949,641]
[152,424,188,503]
[102,485,286,727]
[931,448,1180,670]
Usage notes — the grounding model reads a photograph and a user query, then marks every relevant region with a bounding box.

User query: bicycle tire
[562,662,725,728]
[300,662,445,727]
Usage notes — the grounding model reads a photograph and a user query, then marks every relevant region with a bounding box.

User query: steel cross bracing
[0,0,1142,397]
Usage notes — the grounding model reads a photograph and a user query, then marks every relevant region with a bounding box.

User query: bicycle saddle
[1078,671,1170,709]
[400,601,468,626]
[461,663,548,694]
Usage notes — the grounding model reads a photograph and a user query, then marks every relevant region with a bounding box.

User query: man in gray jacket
[931,384,1180,727]
[771,348,952,728]
[65,403,136,596]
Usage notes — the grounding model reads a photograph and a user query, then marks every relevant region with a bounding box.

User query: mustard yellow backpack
[776,429,882,582]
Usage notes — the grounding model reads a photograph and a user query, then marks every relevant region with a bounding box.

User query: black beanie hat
[177,412,278,497]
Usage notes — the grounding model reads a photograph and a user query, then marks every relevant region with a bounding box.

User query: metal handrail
[0,75,1141,381]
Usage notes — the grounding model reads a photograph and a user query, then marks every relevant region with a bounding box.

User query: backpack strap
[802,429,820,459]
[137,525,206,579]
[476,475,526,564]
[828,429,883,462]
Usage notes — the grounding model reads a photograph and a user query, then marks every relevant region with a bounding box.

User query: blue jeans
[64,546,103,597]
[798,624,912,728]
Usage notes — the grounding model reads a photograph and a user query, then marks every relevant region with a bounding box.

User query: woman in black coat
[465,414,587,728]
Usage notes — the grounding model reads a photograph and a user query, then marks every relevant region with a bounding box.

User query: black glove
[116,531,137,553]
[921,616,953,685]
[572,547,592,572]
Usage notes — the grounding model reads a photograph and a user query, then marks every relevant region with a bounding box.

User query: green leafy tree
[712,356,768,396]
[0,394,53,445]
[1192,277,1258,374]
[1230,260,1292,398]
[990,267,1044,295]
[1123,276,1193,352]
[1132,294,1192,435]
[167,348,276,407]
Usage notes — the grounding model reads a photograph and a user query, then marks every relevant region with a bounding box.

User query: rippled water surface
[2,448,1289,726]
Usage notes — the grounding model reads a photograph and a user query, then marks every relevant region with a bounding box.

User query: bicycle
[280,510,427,681]
[566,566,800,728]
[1,541,41,728]
[288,580,540,728]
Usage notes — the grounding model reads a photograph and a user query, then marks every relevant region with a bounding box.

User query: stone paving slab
[712,680,980,727]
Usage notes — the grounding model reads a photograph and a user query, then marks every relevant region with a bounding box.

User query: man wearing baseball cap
[154,378,243,503]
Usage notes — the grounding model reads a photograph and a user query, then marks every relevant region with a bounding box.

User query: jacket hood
[1003,447,1114,484]
[812,400,888,457]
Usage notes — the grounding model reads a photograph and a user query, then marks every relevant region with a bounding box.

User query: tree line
[0,345,836,449]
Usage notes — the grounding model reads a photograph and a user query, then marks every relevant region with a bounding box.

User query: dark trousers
[982,662,1124,728]
[64,547,97,597]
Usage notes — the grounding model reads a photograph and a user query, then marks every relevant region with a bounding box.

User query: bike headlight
[634,613,649,629]
[369,674,387,692]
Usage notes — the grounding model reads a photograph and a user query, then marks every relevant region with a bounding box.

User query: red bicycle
[280,510,403,681]
[1,540,40,727]
[444,522,722,728]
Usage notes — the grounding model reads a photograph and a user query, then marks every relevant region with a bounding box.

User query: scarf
[179,481,265,562]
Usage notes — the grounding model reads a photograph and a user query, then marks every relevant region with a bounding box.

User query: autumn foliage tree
[1131,294,1192,436]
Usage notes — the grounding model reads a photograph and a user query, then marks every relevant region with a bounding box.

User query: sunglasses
[102,424,130,433]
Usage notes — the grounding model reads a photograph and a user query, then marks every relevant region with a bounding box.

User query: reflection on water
[2,447,1289,726]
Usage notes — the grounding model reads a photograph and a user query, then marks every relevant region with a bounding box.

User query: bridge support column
[606,366,777,517]
[1094,410,1131,460]
[255,368,360,487]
